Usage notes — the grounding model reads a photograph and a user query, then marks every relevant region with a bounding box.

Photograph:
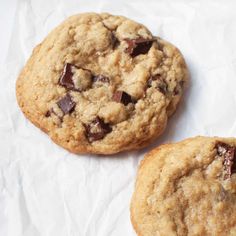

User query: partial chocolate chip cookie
[131,136,236,236]
[16,13,188,154]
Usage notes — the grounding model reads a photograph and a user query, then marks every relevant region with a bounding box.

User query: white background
[1,0,236,235]
[0,0,17,65]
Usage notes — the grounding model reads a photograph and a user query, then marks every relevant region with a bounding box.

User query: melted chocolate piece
[85,117,112,142]
[57,94,76,115]
[59,63,77,90]
[216,142,236,179]
[147,74,162,87]
[45,108,63,122]
[111,32,119,49]
[158,83,168,94]
[147,79,152,88]
[45,110,51,117]
[125,38,154,57]
[112,91,133,106]
[147,75,167,94]
[174,81,185,95]
[101,22,119,49]
[93,75,110,83]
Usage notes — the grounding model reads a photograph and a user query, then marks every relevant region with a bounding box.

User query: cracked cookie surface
[131,136,236,236]
[16,13,188,154]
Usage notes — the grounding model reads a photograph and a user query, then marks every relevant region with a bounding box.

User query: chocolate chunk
[59,63,76,90]
[158,83,168,94]
[112,91,133,106]
[111,33,119,49]
[45,108,64,123]
[125,38,154,57]
[147,78,153,88]
[45,110,51,117]
[147,74,161,87]
[85,117,112,142]
[93,75,110,83]
[102,22,119,49]
[216,142,236,179]
[147,75,167,94]
[174,81,185,95]
[57,94,76,115]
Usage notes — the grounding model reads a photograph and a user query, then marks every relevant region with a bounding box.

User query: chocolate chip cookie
[16,13,188,154]
[131,136,236,235]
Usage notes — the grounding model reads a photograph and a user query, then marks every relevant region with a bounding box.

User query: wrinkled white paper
[1,0,236,235]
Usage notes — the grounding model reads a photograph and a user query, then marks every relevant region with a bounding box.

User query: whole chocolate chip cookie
[131,136,236,235]
[16,13,189,154]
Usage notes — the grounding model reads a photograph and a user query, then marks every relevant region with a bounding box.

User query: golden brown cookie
[16,13,188,154]
[131,136,236,235]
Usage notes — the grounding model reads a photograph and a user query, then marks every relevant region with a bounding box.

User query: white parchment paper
[1,0,236,235]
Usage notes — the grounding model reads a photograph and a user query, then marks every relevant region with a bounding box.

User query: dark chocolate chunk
[232,160,236,174]
[59,63,76,90]
[124,38,154,57]
[111,32,119,49]
[147,74,161,87]
[101,22,119,49]
[157,82,168,94]
[45,110,51,117]
[216,142,236,179]
[93,75,110,83]
[44,108,63,123]
[57,93,76,115]
[112,91,133,106]
[84,117,112,142]
[147,75,167,94]
[147,78,153,88]
[174,81,185,95]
